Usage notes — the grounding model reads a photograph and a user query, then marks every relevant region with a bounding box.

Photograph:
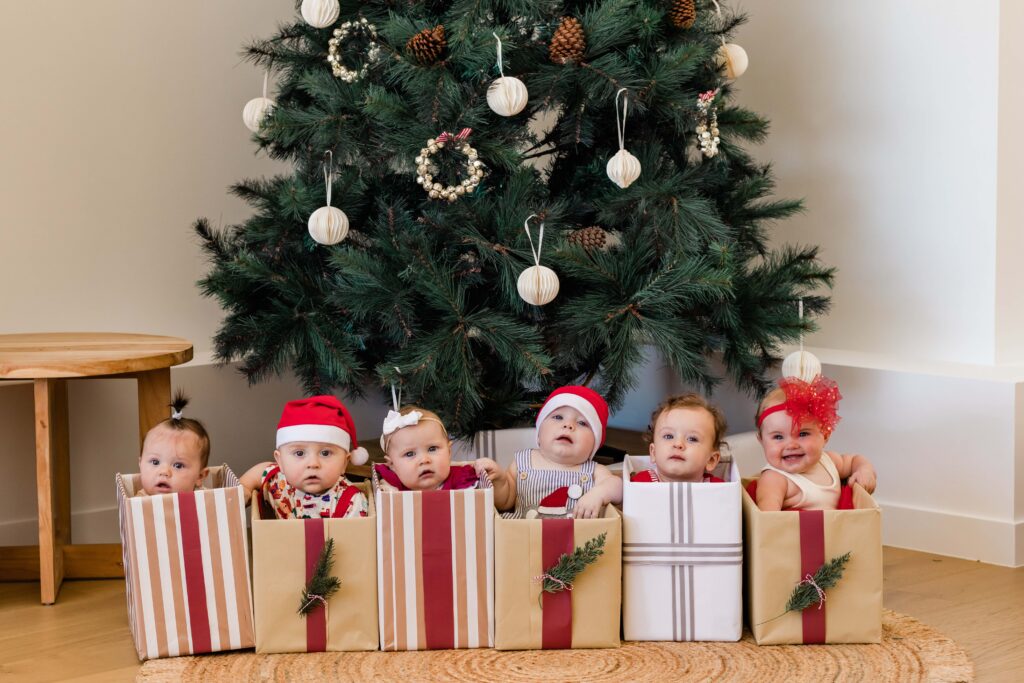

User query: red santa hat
[276,395,369,466]
[535,385,609,459]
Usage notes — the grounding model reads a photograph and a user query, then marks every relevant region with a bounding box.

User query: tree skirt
[138,611,973,682]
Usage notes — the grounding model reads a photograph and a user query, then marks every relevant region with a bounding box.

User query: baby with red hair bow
[754,376,877,511]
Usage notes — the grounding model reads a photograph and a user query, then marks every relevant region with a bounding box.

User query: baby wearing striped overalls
[482,386,623,519]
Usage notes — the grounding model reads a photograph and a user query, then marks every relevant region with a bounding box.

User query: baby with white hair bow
[373,405,508,495]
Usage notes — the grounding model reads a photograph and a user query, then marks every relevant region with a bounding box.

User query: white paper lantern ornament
[486,33,528,117]
[308,151,350,245]
[517,214,560,306]
[606,88,641,189]
[709,0,748,80]
[242,72,275,133]
[301,0,340,28]
[781,300,822,381]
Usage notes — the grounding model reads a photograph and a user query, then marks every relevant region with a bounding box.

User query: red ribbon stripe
[421,490,456,650]
[177,492,213,654]
[304,518,328,652]
[798,510,827,644]
[541,518,574,650]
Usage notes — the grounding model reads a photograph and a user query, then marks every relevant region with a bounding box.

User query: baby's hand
[847,459,877,494]
[573,489,606,519]
[474,457,502,482]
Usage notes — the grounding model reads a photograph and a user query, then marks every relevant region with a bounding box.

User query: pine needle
[298,537,341,616]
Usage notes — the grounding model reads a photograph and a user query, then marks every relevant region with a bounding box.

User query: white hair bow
[380,409,422,449]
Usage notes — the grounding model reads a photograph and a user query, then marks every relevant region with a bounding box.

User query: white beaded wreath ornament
[308,151,350,245]
[517,214,560,306]
[696,90,720,158]
[415,128,484,202]
[486,33,528,117]
[328,18,381,83]
[242,72,275,133]
[606,88,641,189]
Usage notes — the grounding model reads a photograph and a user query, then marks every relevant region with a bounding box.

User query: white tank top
[761,454,840,511]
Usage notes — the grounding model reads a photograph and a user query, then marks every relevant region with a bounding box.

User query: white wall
[1,1,1022,566]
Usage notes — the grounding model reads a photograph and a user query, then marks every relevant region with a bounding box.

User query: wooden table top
[0,333,193,379]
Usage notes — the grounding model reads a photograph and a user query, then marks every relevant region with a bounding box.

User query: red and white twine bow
[301,593,328,613]
[437,128,472,144]
[534,573,573,592]
[798,574,826,610]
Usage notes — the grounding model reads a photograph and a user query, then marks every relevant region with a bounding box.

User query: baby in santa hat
[374,405,500,493]
[240,395,370,519]
[484,386,622,519]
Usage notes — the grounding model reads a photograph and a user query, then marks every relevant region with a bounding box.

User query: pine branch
[785,552,852,613]
[298,538,341,616]
[538,532,607,607]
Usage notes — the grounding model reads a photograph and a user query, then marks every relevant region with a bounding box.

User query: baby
[632,393,726,483]
[374,405,491,492]
[489,386,622,519]
[138,391,210,496]
[241,395,369,519]
[755,375,877,511]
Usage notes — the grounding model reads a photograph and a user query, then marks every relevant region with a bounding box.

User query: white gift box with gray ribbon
[622,455,743,642]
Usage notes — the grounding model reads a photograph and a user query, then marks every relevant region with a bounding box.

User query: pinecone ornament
[567,226,609,251]
[549,17,585,64]
[668,0,697,29]
[407,25,446,64]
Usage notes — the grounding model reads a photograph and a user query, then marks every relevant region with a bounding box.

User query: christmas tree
[196,0,834,436]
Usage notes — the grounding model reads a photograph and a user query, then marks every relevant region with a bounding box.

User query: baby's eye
[662,433,674,440]
[293,450,304,458]
[320,449,332,457]
[687,436,699,443]
[552,414,564,421]
[172,462,185,470]
[427,445,438,453]
[577,419,588,428]
[799,431,811,438]
[402,450,415,459]
[149,458,160,466]
[772,434,784,441]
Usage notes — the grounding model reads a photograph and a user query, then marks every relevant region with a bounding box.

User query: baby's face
[648,407,720,482]
[139,425,208,495]
[274,440,350,495]
[385,420,452,490]
[537,406,596,466]
[758,409,827,475]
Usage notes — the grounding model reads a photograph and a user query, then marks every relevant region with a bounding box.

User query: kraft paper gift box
[621,455,742,642]
[250,480,379,653]
[742,479,882,645]
[116,466,255,661]
[494,505,622,650]
[374,472,495,651]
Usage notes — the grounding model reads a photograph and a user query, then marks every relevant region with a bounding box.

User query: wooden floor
[0,547,1020,682]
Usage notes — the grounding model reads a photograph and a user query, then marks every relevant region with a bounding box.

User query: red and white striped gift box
[374,478,494,651]
[116,466,255,660]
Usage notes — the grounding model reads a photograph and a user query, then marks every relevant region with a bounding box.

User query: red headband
[756,375,842,439]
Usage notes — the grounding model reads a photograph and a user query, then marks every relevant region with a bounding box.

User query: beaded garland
[327,18,381,83]
[415,128,485,202]
[696,90,720,158]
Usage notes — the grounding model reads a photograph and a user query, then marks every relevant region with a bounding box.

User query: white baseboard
[876,498,1022,567]
[0,505,120,546]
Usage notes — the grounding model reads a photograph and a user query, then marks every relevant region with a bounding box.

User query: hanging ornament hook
[523,214,545,267]
[798,298,805,354]
[389,366,403,411]
[615,88,629,151]
[323,150,334,207]
[492,32,504,77]
[709,0,727,45]
[262,71,269,100]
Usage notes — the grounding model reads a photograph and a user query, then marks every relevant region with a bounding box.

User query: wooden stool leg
[136,368,171,447]
[34,378,70,605]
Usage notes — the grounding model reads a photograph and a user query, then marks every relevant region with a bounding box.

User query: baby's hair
[383,405,448,454]
[645,393,727,449]
[146,389,211,468]
[754,387,787,431]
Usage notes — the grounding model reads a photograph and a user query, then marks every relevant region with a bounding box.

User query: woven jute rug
[137,610,973,682]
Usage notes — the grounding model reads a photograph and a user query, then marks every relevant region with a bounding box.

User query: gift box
[743,479,882,644]
[250,480,378,653]
[116,466,255,661]
[621,455,742,642]
[374,473,495,650]
[494,505,622,650]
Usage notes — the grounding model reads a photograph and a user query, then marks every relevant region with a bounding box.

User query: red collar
[373,463,479,491]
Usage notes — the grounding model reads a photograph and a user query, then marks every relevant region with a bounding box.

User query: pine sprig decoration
[784,552,851,613]
[298,537,341,617]
[539,532,607,602]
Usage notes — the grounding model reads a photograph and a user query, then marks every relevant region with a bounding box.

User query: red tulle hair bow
[758,375,843,439]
